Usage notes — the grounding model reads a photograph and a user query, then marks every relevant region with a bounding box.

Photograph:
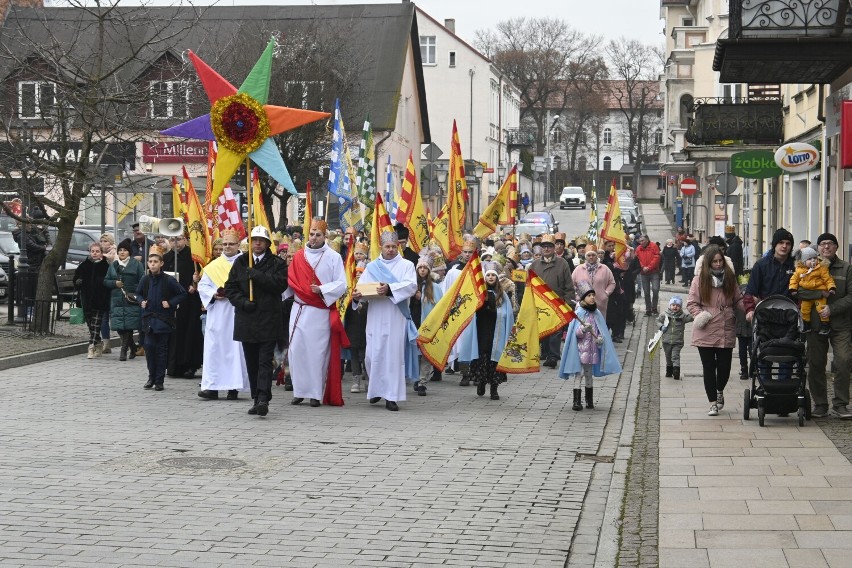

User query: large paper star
[160,40,329,197]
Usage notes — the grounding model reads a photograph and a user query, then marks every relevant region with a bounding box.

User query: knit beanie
[771,228,794,247]
[816,233,838,247]
[669,296,683,307]
[799,247,819,262]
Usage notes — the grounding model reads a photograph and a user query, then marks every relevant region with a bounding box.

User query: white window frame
[603,127,613,145]
[420,35,436,65]
[17,81,56,120]
[149,80,190,119]
[720,83,744,103]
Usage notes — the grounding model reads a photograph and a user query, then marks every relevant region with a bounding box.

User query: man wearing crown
[225,226,288,417]
[284,218,348,408]
[197,229,249,401]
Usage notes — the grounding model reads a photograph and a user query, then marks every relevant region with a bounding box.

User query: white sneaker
[716,391,725,410]
[350,383,361,393]
[707,404,719,416]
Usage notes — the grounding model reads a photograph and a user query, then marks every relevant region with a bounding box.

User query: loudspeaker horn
[138,215,185,236]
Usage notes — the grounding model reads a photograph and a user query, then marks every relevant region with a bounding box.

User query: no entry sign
[680,177,698,196]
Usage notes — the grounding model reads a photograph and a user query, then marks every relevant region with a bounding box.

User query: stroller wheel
[805,389,812,420]
[743,389,751,421]
[758,399,766,427]
[798,406,805,427]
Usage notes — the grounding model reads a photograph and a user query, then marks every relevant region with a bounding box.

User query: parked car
[622,209,642,235]
[0,263,7,300]
[617,189,636,201]
[501,222,554,239]
[559,186,587,210]
[520,211,559,232]
[46,227,104,264]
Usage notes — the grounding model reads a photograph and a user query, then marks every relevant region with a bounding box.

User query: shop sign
[774,143,820,173]
[730,150,783,179]
[143,141,209,163]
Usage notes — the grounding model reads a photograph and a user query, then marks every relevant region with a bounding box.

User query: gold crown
[148,244,164,258]
[354,242,369,254]
[310,218,328,233]
[221,228,240,241]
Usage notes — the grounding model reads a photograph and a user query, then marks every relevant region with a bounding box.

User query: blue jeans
[642,272,661,312]
[101,310,110,340]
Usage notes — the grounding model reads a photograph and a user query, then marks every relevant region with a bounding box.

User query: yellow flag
[600,180,630,268]
[474,165,517,239]
[172,175,186,222]
[182,167,212,267]
[431,121,467,260]
[528,270,575,337]
[337,239,356,324]
[396,152,430,252]
[369,190,394,261]
[251,168,272,236]
[302,180,313,239]
[417,255,486,369]
[496,271,541,374]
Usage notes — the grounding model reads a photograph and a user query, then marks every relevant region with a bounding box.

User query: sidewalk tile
[783,548,828,568]
[706,548,789,568]
[659,548,709,568]
[695,530,796,548]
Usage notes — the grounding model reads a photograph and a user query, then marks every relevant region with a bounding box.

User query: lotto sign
[774,143,820,173]
[679,177,698,196]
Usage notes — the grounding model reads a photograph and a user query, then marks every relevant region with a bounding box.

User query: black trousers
[242,341,276,404]
[144,332,171,385]
[697,346,733,402]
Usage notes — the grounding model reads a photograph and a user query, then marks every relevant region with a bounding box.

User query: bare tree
[476,18,599,155]
[557,57,609,183]
[0,1,202,332]
[604,38,663,192]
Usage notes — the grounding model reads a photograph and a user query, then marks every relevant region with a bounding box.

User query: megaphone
[138,215,185,236]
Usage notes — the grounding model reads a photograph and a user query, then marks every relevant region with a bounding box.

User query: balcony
[685,96,784,145]
[505,127,537,153]
[714,0,852,83]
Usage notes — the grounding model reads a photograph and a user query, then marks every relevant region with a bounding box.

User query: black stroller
[743,295,811,426]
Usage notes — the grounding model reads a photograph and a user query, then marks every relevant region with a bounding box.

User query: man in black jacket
[163,234,203,378]
[225,226,288,417]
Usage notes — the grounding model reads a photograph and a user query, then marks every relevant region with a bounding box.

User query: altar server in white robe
[284,219,347,407]
[353,231,418,411]
[197,229,249,399]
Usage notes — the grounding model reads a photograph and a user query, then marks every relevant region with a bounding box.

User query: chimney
[444,18,455,34]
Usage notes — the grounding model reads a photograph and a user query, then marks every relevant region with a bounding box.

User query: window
[150,80,189,119]
[682,17,694,26]
[654,129,663,146]
[448,51,456,68]
[18,81,55,119]
[578,156,587,171]
[603,128,612,145]
[284,80,325,110]
[420,35,436,65]
[603,156,612,170]
[721,83,744,103]
[551,129,563,144]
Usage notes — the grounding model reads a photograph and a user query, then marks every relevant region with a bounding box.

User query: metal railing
[730,0,852,38]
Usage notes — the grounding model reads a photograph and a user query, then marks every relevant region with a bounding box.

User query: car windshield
[506,223,550,236]
[0,233,21,254]
[521,213,550,224]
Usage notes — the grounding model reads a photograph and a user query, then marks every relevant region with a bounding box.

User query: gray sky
[78,0,665,47]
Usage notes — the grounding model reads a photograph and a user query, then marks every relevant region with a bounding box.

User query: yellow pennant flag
[431,121,467,260]
[600,180,630,268]
[496,271,541,374]
[369,190,394,261]
[302,180,313,239]
[172,175,186,222]
[251,168,272,236]
[528,270,575,337]
[337,239,356,324]
[417,255,486,369]
[182,166,212,266]
[474,165,518,239]
[396,152,430,253]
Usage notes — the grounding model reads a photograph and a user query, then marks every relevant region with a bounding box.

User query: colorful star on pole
[160,40,330,201]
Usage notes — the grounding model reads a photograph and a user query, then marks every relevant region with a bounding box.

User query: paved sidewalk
[642,201,852,568]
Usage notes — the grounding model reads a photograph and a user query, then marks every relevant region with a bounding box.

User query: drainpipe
[469,68,475,158]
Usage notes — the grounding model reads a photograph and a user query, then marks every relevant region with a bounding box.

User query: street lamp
[436,163,448,211]
[466,163,484,229]
[545,113,560,207]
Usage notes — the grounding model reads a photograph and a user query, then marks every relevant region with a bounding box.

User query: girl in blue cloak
[558,281,623,410]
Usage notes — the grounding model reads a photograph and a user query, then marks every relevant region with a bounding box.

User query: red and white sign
[680,177,698,196]
[3,198,23,216]
[143,141,209,164]
[841,100,852,169]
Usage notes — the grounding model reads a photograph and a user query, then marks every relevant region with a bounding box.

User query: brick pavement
[0,312,641,567]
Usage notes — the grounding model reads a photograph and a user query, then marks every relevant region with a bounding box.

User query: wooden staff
[246,156,254,301]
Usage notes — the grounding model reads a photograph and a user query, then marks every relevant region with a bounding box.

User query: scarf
[117,257,130,268]
[711,269,725,288]
[585,261,600,280]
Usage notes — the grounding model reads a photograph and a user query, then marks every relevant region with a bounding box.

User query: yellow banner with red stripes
[474,165,517,239]
[528,270,575,336]
[396,151,430,253]
[417,255,486,369]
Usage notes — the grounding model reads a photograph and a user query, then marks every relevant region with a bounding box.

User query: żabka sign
[774,143,820,173]
[730,150,783,179]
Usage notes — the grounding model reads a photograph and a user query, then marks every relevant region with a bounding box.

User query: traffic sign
[422,143,443,163]
[680,177,698,196]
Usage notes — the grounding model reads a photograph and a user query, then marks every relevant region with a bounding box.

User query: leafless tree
[476,17,600,155]
[0,1,202,332]
[604,38,664,192]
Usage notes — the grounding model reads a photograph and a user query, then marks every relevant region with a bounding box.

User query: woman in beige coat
[687,245,744,416]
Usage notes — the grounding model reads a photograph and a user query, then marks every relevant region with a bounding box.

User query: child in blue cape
[558,281,622,410]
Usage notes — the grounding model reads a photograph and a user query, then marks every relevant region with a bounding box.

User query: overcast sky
[74,0,665,47]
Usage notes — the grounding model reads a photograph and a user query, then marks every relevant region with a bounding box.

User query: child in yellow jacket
[789,247,835,334]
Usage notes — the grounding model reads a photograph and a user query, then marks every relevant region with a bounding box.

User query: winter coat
[636,242,661,273]
[686,276,744,348]
[73,258,111,312]
[224,249,288,344]
[657,308,694,345]
[679,243,696,268]
[103,258,144,331]
[816,255,852,331]
[12,226,50,271]
[789,262,836,294]
[572,262,617,318]
[344,302,368,350]
[661,245,678,273]
[530,256,575,307]
[136,272,187,335]
[726,235,745,276]
[743,253,795,314]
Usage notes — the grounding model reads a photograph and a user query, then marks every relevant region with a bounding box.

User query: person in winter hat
[657,296,694,380]
[557,281,622,411]
[789,246,836,334]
